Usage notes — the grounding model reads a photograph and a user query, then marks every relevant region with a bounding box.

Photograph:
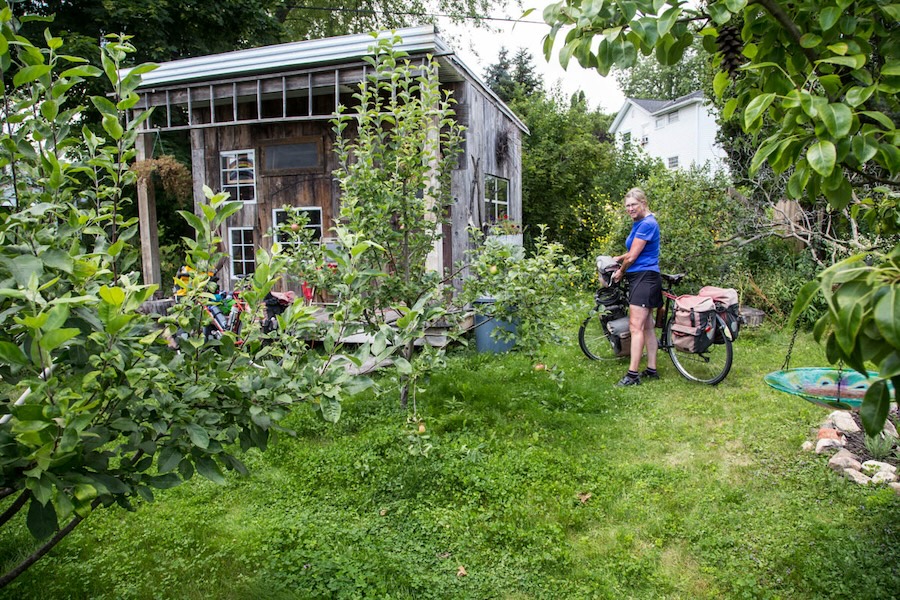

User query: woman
[611,188,662,386]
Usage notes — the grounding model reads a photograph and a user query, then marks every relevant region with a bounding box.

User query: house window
[668,111,679,124]
[228,227,256,279]
[622,132,632,144]
[667,156,680,168]
[655,117,665,129]
[484,174,510,223]
[220,150,256,204]
[273,207,323,245]
[263,138,323,173]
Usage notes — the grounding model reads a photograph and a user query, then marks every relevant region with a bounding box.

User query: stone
[871,471,898,485]
[829,411,860,434]
[828,453,862,472]
[817,428,842,440]
[815,438,845,454]
[884,419,898,438]
[889,482,900,496]
[843,469,871,485]
[861,460,897,475]
[801,441,815,452]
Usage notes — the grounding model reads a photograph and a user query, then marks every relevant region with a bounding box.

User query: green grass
[2,317,899,599]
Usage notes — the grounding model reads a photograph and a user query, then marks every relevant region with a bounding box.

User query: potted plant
[488,215,523,246]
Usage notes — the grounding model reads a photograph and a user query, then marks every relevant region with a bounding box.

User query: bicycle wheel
[578,310,623,361]
[665,315,733,384]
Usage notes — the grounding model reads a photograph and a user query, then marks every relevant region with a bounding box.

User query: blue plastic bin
[473,298,516,353]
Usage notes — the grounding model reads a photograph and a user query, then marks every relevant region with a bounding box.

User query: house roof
[129,25,527,133]
[609,91,706,133]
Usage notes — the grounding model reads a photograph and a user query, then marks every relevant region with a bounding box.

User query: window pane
[265,143,320,170]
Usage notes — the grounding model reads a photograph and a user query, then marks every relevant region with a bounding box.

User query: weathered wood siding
[448,80,523,283]
[192,114,339,286]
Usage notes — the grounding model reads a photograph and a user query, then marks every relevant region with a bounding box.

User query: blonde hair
[624,187,648,206]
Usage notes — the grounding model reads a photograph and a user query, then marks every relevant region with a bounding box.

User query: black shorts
[626,270,662,308]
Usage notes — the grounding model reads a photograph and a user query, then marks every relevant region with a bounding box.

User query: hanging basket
[763,368,892,411]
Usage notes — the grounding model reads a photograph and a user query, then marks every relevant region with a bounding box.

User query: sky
[436,1,626,114]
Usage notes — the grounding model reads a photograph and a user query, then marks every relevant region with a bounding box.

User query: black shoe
[640,369,659,380]
[615,375,641,387]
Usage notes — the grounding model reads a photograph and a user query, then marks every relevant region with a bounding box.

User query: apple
[290,223,300,232]
[534,363,546,371]
[488,265,498,275]
[418,423,426,434]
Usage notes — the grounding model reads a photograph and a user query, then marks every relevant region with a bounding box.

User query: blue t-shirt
[625,214,660,272]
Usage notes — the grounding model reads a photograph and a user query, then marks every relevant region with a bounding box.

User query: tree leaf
[873,286,899,348]
[39,328,80,352]
[195,456,226,485]
[819,7,841,31]
[186,424,210,449]
[27,497,58,540]
[859,379,890,436]
[789,281,820,326]
[0,341,29,366]
[819,103,853,137]
[13,64,51,87]
[807,140,836,176]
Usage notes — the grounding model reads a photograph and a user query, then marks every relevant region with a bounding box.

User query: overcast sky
[437,1,626,114]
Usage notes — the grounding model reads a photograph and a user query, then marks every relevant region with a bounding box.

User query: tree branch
[749,0,819,65]
[0,504,93,589]
[0,490,30,528]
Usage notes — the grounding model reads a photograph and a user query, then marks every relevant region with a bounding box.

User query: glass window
[655,117,665,129]
[264,141,322,172]
[622,132,631,144]
[484,174,510,223]
[220,150,256,204]
[668,110,679,124]
[667,156,680,168]
[273,207,323,245]
[229,227,256,279]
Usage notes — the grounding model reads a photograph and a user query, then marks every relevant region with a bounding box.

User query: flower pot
[472,297,516,353]
[491,233,523,246]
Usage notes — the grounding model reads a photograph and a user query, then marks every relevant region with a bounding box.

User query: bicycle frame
[578,268,734,385]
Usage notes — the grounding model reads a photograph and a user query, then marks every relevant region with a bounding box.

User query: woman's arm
[612,238,648,282]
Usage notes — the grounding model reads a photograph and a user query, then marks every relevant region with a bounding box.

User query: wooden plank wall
[193,116,338,287]
[448,81,523,286]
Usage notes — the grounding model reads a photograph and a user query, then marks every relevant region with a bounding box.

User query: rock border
[802,410,900,495]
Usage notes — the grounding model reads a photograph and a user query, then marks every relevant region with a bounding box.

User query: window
[621,132,632,144]
[667,156,680,168]
[263,139,323,173]
[220,150,256,204]
[655,117,666,129]
[273,207,323,245]
[484,175,510,223]
[228,227,256,279]
[668,110,679,124]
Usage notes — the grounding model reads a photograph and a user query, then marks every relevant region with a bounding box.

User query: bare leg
[644,308,658,370]
[628,306,651,372]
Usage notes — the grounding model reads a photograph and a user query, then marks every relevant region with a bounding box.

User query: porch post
[135,126,162,294]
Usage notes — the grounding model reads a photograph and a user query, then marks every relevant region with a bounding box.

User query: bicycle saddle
[662,272,685,285]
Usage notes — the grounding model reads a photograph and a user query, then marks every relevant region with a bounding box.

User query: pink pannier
[670,295,716,353]
[699,286,742,342]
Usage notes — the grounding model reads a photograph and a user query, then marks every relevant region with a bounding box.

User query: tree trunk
[0,490,29,528]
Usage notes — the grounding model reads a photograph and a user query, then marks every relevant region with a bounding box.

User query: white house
[608,91,727,172]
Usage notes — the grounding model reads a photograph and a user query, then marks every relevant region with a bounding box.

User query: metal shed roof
[129,25,527,133]
[134,26,450,88]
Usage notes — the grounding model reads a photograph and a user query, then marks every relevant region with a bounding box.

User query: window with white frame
[622,131,631,144]
[668,110,679,124]
[667,156,680,168]
[273,207,323,246]
[220,150,257,204]
[655,116,665,129]
[484,174,510,223]
[228,227,256,279]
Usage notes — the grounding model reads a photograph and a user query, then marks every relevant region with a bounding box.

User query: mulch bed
[840,409,899,468]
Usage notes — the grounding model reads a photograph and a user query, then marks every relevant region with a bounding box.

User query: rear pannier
[698,286,741,342]
[671,295,716,353]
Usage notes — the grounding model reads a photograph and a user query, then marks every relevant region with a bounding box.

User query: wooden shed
[129,26,527,293]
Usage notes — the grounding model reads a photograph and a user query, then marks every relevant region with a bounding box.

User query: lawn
[1,317,899,599]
